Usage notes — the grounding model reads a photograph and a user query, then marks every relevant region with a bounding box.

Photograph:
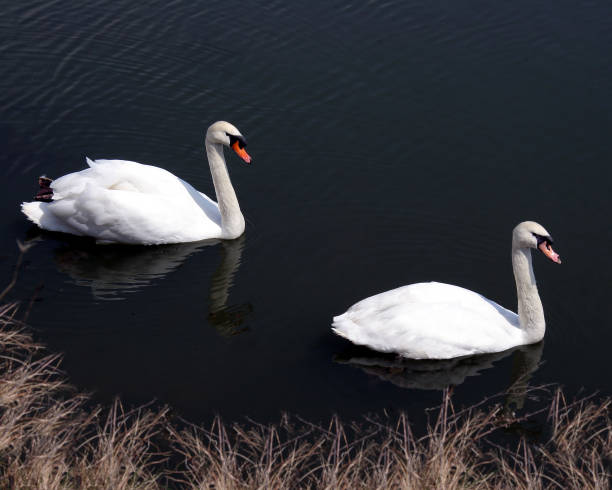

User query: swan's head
[206,121,251,164]
[512,221,561,264]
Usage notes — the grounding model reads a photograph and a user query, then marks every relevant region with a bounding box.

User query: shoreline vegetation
[1,262,610,488]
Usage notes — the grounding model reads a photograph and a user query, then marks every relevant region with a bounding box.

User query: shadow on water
[207,235,253,336]
[334,341,544,409]
[24,229,252,335]
[24,232,213,299]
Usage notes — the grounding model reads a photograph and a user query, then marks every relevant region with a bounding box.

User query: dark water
[1,0,611,425]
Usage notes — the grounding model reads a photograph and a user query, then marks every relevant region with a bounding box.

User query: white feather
[20,121,248,244]
[333,282,521,359]
[22,159,222,244]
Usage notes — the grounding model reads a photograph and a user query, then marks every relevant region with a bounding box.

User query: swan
[332,221,561,360]
[21,121,251,244]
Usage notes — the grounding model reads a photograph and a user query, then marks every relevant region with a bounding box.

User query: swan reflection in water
[206,236,253,336]
[51,238,210,299]
[45,233,252,335]
[335,341,543,412]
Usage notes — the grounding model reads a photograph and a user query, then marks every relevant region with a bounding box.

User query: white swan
[21,121,251,245]
[332,221,561,360]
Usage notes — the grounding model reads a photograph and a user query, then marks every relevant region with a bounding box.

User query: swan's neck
[512,247,545,342]
[206,142,245,239]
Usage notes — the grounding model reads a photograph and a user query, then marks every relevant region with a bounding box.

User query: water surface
[1,0,611,424]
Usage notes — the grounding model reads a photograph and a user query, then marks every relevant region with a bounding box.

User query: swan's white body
[333,282,522,359]
[21,121,249,245]
[332,222,561,360]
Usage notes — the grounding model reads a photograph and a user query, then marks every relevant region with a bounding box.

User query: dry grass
[0,251,610,489]
[167,391,610,489]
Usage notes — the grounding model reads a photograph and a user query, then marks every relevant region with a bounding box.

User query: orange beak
[232,141,251,164]
[538,241,561,264]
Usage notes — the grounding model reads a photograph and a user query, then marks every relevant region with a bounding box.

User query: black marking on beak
[533,233,554,247]
[227,133,247,149]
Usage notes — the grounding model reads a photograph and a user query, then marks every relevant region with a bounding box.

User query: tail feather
[332,313,355,340]
[21,201,45,225]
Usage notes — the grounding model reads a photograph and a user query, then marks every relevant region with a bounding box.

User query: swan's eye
[227,133,247,150]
